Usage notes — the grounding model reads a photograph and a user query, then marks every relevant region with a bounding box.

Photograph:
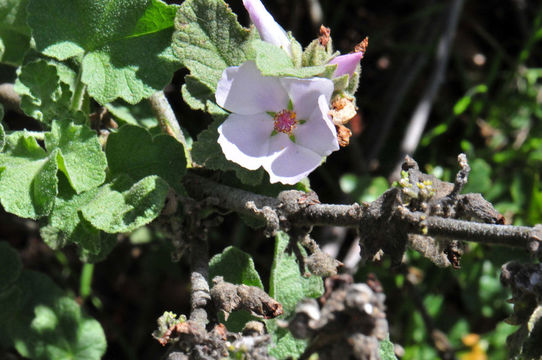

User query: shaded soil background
[2,0,542,359]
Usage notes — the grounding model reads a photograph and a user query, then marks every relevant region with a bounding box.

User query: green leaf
[0,119,107,219]
[45,121,107,193]
[181,75,227,116]
[14,59,87,125]
[105,125,186,193]
[266,231,324,359]
[81,174,169,233]
[105,100,159,129]
[172,0,253,91]
[0,0,31,65]
[0,132,59,219]
[39,176,110,260]
[208,246,264,289]
[9,271,107,360]
[0,241,22,293]
[28,0,181,104]
[462,158,492,195]
[252,40,332,78]
[191,116,264,186]
[0,242,106,359]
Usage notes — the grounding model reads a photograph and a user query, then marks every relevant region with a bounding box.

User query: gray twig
[183,171,541,254]
[189,235,210,326]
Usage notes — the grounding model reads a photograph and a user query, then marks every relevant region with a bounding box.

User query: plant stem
[70,68,86,113]
[149,91,193,167]
[80,263,94,300]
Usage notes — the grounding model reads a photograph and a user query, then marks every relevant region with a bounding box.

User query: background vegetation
[1,0,542,359]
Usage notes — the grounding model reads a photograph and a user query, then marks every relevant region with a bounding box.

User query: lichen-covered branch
[189,235,210,326]
[183,154,542,267]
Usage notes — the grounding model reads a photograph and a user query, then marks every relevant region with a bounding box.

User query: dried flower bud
[336,125,352,147]
[319,25,331,46]
[329,97,357,126]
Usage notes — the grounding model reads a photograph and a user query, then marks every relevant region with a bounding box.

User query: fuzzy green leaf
[39,176,116,262]
[209,246,264,289]
[0,242,23,331]
[0,243,106,359]
[9,271,106,360]
[173,0,253,91]
[81,175,169,233]
[28,0,181,104]
[0,120,106,219]
[105,100,159,129]
[45,121,107,193]
[252,40,333,79]
[266,231,324,359]
[0,0,30,65]
[191,116,264,186]
[181,75,227,116]
[14,60,87,125]
[0,241,22,293]
[0,132,59,219]
[106,125,186,193]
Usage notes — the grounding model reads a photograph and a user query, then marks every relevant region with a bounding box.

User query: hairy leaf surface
[0,0,30,65]
[28,0,181,104]
[266,232,324,359]
[106,125,186,193]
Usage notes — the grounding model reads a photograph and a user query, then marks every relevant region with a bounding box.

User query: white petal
[216,61,289,115]
[295,95,339,156]
[279,77,334,120]
[242,0,291,56]
[217,112,274,170]
[264,144,323,184]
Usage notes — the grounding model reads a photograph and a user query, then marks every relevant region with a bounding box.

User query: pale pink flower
[216,61,339,184]
[243,0,363,76]
[243,0,291,56]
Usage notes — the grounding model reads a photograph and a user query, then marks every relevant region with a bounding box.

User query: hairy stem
[149,91,193,167]
[70,68,86,113]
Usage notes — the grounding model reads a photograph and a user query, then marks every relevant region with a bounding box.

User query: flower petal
[242,0,291,56]
[328,52,363,77]
[295,95,339,156]
[217,112,274,170]
[216,61,289,115]
[264,144,323,184]
[279,76,334,120]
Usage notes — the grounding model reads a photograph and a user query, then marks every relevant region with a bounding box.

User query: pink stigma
[273,110,297,134]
